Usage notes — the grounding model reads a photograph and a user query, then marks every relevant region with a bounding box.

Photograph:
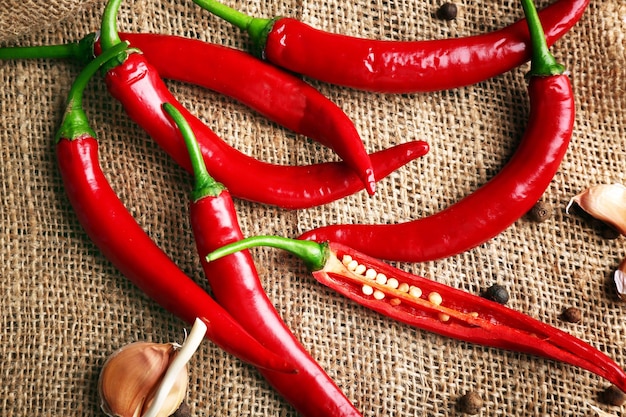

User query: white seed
[354,264,367,275]
[428,292,443,305]
[438,313,450,322]
[365,268,377,279]
[375,273,388,285]
[341,254,353,266]
[347,260,359,271]
[362,285,374,296]
[409,286,422,298]
[398,283,410,293]
[387,278,399,289]
[373,290,385,300]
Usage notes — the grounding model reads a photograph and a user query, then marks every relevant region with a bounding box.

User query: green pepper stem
[0,33,96,64]
[520,0,565,76]
[161,103,226,200]
[100,0,123,51]
[205,235,329,271]
[55,42,129,142]
[191,0,274,53]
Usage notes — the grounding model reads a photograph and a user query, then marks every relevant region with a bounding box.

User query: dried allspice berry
[528,200,552,222]
[600,385,626,406]
[560,307,582,323]
[436,3,458,20]
[483,284,509,305]
[458,391,483,414]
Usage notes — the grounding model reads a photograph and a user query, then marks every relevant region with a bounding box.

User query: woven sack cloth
[1,0,625,416]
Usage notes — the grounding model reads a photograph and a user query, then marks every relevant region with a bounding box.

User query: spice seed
[600,385,626,406]
[560,306,582,323]
[528,200,552,222]
[483,284,509,305]
[458,391,483,414]
[436,3,458,20]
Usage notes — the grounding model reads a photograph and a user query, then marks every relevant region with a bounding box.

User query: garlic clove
[98,341,188,417]
[614,258,626,301]
[566,183,626,235]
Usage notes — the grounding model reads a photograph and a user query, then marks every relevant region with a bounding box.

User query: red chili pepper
[206,235,626,393]
[192,0,588,93]
[54,41,293,373]
[115,33,377,195]
[299,0,575,262]
[163,102,362,416]
[95,5,429,209]
[0,32,429,208]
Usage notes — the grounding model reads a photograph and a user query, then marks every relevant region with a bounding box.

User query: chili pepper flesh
[206,236,626,392]
[165,102,363,416]
[192,0,589,93]
[54,40,293,373]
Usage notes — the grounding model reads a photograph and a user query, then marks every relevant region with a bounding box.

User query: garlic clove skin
[566,183,626,235]
[98,341,188,417]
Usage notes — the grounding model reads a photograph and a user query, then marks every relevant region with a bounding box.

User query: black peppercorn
[528,200,552,222]
[600,385,626,406]
[436,3,458,21]
[560,306,582,323]
[458,391,483,414]
[483,284,509,305]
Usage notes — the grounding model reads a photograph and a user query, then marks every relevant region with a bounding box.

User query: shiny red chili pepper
[54,42,292,373]
[116,33,377,195]
[206,235,626,393]
[94,3,429,209]
[0,33,429,207]
[164,102,362,416]
[299,0,575,262]
[192,0,588,93]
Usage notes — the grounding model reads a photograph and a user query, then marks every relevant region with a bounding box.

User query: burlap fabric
[1,0,624,415]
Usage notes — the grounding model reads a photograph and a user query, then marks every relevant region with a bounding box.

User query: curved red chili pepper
[0,35,428,208]
[103,52,428,209]
[299,65,574,262]
[193,0,588,93]
[164,103,362,416]
[54,44,293,373]
[116,33,376,195]
[206,236,626,392]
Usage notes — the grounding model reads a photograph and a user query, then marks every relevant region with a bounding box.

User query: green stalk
[55,42,129,142]
[520,0,565,76]
[0,33,96,64]
[161,103,226,200]
[99,0,129,72]
[205,235,329,271]
[191,0,275,54]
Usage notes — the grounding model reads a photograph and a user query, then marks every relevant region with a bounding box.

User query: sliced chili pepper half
[206,236,626,392]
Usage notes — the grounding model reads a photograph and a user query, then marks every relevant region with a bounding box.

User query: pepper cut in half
[206,235,626,392]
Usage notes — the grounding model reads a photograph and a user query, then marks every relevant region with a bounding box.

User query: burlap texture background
[1,0,624,415]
